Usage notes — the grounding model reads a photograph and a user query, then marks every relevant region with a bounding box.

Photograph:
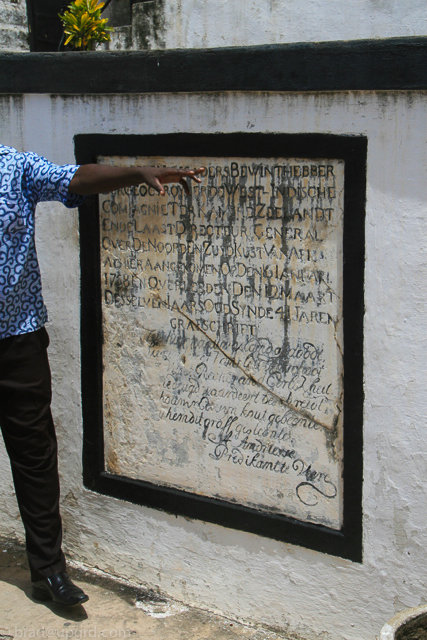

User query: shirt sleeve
[22,151,86,208]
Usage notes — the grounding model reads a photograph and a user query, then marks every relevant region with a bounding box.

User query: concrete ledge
[0,36,427,94]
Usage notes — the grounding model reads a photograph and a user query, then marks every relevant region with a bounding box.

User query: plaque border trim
[77,132,365,563]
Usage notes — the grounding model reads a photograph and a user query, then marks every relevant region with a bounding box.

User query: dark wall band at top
[0,36,426,94]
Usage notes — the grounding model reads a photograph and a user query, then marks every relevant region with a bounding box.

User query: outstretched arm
[68,164,204,196]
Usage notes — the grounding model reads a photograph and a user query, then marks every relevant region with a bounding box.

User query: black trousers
[0,328,66,581]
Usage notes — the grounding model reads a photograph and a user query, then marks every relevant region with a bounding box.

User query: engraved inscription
[99,156,344,529]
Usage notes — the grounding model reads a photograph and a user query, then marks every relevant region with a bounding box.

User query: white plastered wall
[0,90,426,640]
[163,0,427,48]
[1,0,426,53]
[105,0,427,51]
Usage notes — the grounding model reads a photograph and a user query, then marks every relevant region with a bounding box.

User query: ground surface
[0,540,291,640]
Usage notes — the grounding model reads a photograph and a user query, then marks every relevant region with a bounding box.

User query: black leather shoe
[32,572,89,607]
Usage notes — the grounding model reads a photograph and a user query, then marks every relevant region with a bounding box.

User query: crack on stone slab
[152,291,338,435]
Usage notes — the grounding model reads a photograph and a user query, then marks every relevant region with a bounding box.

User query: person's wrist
[138,166,153,186]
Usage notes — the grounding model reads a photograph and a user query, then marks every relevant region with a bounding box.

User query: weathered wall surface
[0,0,28,51]
[0,90,426,640]
[99,153,345,532]
[2,0,424,53]
[104,0,427,50]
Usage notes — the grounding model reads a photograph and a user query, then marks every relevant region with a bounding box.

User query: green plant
[59,0,113,51]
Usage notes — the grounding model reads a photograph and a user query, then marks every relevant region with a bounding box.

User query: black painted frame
[76,132,365,562]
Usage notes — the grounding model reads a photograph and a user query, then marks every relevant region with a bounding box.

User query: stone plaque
[99,155,344,529]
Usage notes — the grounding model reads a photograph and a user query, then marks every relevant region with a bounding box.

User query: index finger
[182,167,205,182]
[178,168,204,194]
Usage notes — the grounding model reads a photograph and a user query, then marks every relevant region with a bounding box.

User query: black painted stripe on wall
[1,36,427,94]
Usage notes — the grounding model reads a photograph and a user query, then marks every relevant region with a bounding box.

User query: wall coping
[1,37,427,94]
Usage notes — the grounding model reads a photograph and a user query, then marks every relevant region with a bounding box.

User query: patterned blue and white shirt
[0,145,85,340]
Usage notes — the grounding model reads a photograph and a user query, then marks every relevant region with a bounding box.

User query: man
[0,144,203,606]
